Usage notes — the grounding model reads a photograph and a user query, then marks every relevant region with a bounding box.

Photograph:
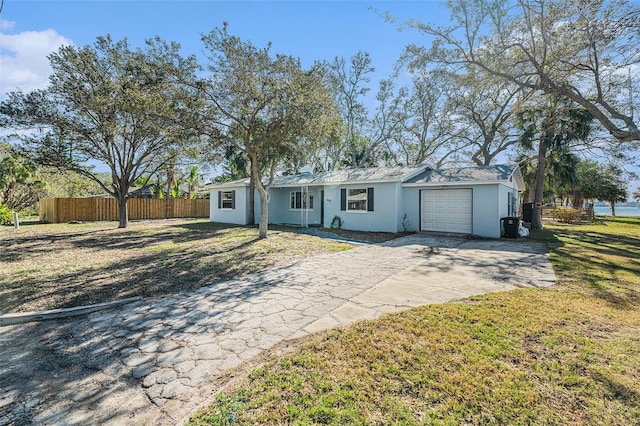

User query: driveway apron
[0,235,555,425]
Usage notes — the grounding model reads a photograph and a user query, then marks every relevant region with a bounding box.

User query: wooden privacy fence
[39,198,210,223]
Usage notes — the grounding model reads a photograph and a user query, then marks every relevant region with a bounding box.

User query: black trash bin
[522,203,534,223]
[501,216,519,238]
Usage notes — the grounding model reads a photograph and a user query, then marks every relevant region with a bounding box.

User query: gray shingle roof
[404,164,517,185]
[205,164,521,189]
[206,165,426,188]
[273,165,425,187]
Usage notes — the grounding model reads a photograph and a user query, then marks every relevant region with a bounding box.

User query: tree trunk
[117,194,129,228]
[572,196,584,209]
[248,152,268,238]
[531,135,548,231]
[610,202,616,216]
[248,171,255,225]
[167,167,177,199]
[527,177,536,203]
[257,182,269,239]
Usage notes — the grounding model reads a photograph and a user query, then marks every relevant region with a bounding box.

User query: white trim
[289,190,314,211]
[402,180,509,188]
[274,178,401,189]
[208,183,249,190]
[220,190,234,210]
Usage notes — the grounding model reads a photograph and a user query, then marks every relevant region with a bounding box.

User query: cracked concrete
[0,234,555,425]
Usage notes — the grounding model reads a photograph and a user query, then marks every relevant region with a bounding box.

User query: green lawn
[188,217,640,425]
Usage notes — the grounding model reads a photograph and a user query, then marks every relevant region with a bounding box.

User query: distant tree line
[1,0,639,234]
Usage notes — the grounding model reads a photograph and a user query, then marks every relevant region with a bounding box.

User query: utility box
[501,216,520,238]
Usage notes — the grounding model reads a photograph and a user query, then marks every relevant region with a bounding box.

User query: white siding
[471,185,500,238]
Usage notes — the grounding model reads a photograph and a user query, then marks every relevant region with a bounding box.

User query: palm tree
[545,146,581,206]
[185,166,200,199]
[517,97,593,230]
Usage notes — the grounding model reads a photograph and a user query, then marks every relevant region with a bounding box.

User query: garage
[421,189,472,233]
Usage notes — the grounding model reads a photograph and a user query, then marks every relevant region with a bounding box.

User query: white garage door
[421,189,472,233]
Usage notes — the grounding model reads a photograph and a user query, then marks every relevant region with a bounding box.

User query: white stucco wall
[400,187,421,232]
[209,187,248,225]
[401,184,517,239]
[267,187,322,226]
[323,182,399,233]
[471,185,500,238]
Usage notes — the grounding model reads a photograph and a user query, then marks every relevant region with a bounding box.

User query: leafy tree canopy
[570,161,628,214]
[198,25,337,238]
[0,144,46,212]
[0,35,202,227]
[404,0,640,142]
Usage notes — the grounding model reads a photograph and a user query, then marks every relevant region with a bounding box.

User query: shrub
[330,215,343,229]
[0,204,12,225]
[554,206,581,223]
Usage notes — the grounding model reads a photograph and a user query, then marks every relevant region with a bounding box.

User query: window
[290,191,313,210]
[218,190,235,209]
[340,187,374,212]
[508,192,517,216]
[348,188,367,211]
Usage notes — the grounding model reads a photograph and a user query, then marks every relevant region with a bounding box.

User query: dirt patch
[318,228,412,243]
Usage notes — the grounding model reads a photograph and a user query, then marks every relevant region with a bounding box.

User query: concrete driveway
[0,234,555,426]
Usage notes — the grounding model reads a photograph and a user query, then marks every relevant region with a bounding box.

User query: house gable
[402,164,522,188]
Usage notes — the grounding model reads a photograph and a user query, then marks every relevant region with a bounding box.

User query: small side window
[220,190,235,209]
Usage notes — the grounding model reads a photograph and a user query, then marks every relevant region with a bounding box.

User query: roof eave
[510,165,526,191]
[400,165,431,183]
[402,179,510,187]
[205,180,250,190]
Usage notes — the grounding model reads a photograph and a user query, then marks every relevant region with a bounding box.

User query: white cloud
[0,27,73,97]
[1,20,16,30]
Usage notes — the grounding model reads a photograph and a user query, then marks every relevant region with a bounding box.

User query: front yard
[0,220,357,313]
[188,217,640,425]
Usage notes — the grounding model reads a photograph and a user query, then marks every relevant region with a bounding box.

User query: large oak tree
[197,27,336,238]
[405,0,640,142]
[0,36,200,227]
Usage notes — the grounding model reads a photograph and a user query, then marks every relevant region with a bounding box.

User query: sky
[0,0,639,198]
[0,0,449,98]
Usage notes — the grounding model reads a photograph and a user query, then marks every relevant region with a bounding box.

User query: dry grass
[188,217,640,425]
[0,219,356,313]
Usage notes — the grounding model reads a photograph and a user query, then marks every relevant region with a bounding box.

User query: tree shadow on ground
[0,259,309,425]
[530,229,640,311]
[0,220,352,313]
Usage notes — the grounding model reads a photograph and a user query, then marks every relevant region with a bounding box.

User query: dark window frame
[340,187,374,212]
[218,190,235,210]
